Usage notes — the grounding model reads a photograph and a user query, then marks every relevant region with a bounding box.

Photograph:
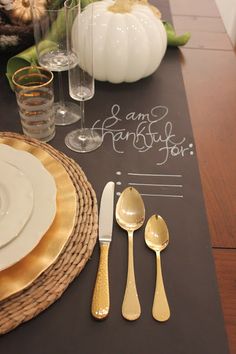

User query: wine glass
[64,0,102,152]
[31,0,80,126]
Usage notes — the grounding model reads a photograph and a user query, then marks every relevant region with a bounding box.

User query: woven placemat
[0,132,98,335]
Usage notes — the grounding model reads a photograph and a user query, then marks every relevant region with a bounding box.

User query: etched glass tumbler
[12,66,55,142]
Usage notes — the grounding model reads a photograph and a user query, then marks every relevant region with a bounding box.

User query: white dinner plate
[0,160,34,248]
[0,144,57,271]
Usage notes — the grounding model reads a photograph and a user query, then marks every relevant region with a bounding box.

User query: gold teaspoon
[145,214,170,322]
[116,187,145,321]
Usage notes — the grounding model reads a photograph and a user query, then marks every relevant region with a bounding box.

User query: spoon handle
[122,231,141,321]
[152,251,170,321]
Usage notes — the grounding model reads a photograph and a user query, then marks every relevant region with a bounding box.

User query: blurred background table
[169,0,236,353]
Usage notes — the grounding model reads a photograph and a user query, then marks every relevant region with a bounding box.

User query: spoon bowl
[115,187,145,321]
[145,214,169,252]
[145,214,170,322]
[116,187,145,232]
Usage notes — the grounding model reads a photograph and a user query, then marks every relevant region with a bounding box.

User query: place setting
[0,0,230,354]
[0,129,172,334]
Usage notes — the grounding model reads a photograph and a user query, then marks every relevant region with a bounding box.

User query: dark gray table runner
[0,1,229,353]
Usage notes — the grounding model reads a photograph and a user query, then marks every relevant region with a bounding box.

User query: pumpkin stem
[108,0,161,18]
[108,0,133,13]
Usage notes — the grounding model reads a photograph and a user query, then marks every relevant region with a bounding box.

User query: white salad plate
[0,160,34,248]
[0,144,57,271]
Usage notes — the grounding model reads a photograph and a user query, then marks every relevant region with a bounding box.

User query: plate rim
[0,143,57,269]
[0,138,77,301]
[0,160,34,248]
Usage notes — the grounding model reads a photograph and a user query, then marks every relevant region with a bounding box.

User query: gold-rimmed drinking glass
[12,66,55,142]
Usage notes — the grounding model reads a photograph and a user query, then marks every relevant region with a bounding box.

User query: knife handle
[91,242,110,320]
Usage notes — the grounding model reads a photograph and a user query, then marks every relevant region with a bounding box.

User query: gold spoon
[145,214,170,322]
[116,187,145,321]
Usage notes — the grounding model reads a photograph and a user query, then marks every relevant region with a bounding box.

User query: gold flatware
[116,187,145,321]
[145,214,170,322]
[91,181,115,320]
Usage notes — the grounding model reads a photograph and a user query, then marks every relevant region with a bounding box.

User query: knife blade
[91,181,115,320]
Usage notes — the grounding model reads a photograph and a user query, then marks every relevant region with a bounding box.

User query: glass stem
[58,71,65,108]
[80,100,85,130]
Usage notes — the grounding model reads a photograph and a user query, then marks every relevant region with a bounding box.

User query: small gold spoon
[145,214,170,322]
[116,187,145,321]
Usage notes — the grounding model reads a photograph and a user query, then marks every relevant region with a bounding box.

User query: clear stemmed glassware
[64,0,103,152]
[31,0,80,126]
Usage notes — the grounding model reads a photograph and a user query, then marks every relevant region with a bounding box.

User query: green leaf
[6,46,38,90]
[163,21,191,47]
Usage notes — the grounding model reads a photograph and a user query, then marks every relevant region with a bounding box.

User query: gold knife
[91,181,115,320]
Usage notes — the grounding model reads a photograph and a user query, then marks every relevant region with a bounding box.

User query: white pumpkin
[72,0,167,83]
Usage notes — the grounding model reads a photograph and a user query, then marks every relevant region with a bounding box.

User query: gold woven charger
[0,132,98,335]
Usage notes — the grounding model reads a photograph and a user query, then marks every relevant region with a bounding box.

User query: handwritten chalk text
[92,104,193,165]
